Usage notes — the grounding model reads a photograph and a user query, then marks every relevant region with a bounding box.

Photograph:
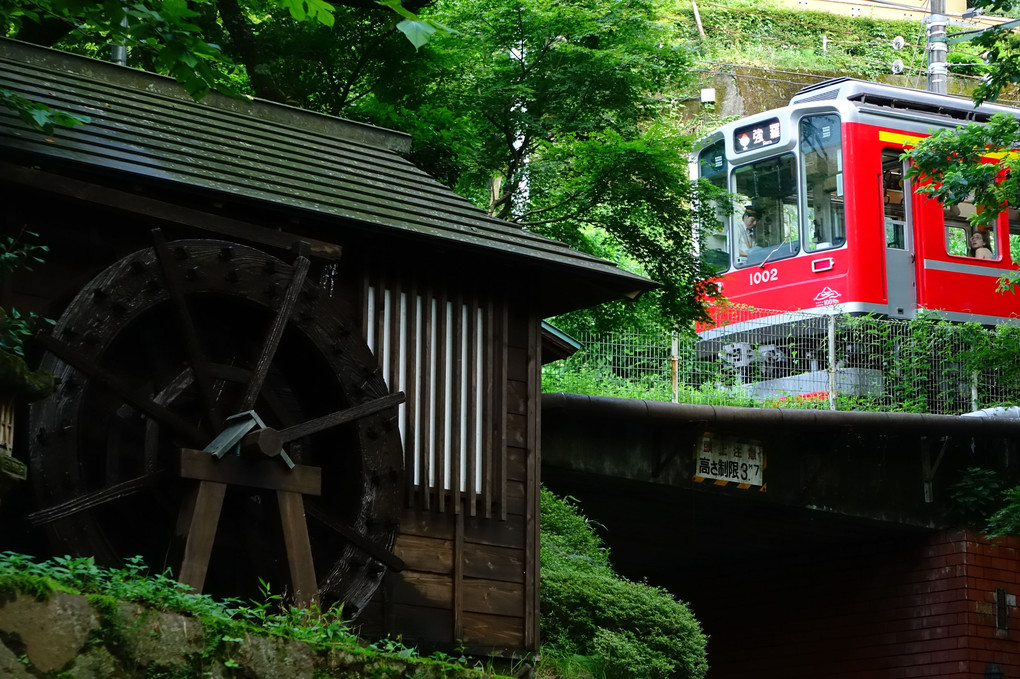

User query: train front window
[697,140,730,272]
[800,114,845,252]
[732,153,800,268]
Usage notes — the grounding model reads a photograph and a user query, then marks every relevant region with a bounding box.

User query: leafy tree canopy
[1,0,446,107]
[353,0,721,331]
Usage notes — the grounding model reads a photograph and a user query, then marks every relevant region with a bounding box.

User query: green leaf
[276,0,335,25]
[278,0,307,20]
[396,19,436,51]
[377,0,419,22]
[29,108,51,129]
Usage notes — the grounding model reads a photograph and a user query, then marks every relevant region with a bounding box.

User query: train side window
[1009,208,1020,265]
[697,140,731,272]
[944,200,998,260]
[945,225,969,256]
[732,153,800,268]
[801,114,845,252]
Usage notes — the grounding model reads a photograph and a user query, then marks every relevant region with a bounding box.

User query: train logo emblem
[813,287,841,306]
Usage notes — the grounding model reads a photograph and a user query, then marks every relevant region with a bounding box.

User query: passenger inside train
[970,230,993,259]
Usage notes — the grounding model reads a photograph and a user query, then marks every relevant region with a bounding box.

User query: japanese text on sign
[696,434,764,486]
[734,117,781,153]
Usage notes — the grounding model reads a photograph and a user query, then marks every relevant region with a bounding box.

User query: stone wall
[0,590,505,678]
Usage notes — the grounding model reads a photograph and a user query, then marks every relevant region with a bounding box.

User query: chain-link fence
[542,306,1020,414]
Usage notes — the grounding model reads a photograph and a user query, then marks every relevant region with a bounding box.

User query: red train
[693,78,1020,328]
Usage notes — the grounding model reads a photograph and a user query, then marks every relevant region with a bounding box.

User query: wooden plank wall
[357,269,541,653]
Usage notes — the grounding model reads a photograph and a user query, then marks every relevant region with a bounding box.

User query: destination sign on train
[734,117,781,153]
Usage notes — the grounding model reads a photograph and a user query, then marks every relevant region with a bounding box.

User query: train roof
[694,78,1020,154]
[790,77,1020,123]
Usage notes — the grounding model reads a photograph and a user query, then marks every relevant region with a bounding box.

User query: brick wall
[685,530,1020,678]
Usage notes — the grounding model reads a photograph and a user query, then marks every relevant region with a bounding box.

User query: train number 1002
[748,268,779,286]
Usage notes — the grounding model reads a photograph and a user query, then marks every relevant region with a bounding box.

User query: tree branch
[217,0,290,103]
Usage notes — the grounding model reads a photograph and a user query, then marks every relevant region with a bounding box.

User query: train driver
[738,206,760,257]
[970,230,993,260]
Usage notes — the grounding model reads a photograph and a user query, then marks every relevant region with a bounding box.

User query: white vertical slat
[365,280,486,496]
[475,305,484,493]
[443,298,454,491]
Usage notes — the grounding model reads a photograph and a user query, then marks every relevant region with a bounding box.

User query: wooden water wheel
[26,233,404,613]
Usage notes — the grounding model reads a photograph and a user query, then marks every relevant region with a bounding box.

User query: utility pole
[927,0,948,94]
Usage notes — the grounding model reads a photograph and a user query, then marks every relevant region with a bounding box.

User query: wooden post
[179,480,227,592]
[692,0,706,39]
[278,490,319,608]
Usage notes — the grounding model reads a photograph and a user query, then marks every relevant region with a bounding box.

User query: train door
[882,149,916,318]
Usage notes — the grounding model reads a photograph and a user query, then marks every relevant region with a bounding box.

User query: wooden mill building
[0,37,652,653]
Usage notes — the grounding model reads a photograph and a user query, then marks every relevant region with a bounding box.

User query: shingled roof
[0,38,654,313]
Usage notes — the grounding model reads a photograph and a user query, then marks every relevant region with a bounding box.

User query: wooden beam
[180,449,322,495]
[453,511,464,640]
[0,161,343,261]
[525,313,540,650]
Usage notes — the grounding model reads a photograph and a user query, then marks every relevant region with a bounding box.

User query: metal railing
[542,306,1020,414]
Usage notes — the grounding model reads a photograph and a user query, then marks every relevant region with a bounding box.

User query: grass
[0,552,510,677]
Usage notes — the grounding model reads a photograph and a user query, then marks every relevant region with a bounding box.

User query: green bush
[540,488,708,679]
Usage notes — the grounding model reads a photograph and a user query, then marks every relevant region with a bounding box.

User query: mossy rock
[0,455,26,481]
[0,350,52,402]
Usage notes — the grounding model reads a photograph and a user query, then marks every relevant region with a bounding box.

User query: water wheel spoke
[27,471,163,526]
[240,255,310,411]
[279,392,405,443]
[305,499,405,571]
[38,334,207,448]
[151,229,224,431]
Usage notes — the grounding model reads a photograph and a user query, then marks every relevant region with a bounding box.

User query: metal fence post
[971,370,979,412]
[828,313,837,411]
[671,332,680,404]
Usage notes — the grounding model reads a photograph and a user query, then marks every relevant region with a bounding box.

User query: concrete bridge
[541,393,1020,678]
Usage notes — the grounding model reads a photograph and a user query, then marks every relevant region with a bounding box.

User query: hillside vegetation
[670,0,989,88]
